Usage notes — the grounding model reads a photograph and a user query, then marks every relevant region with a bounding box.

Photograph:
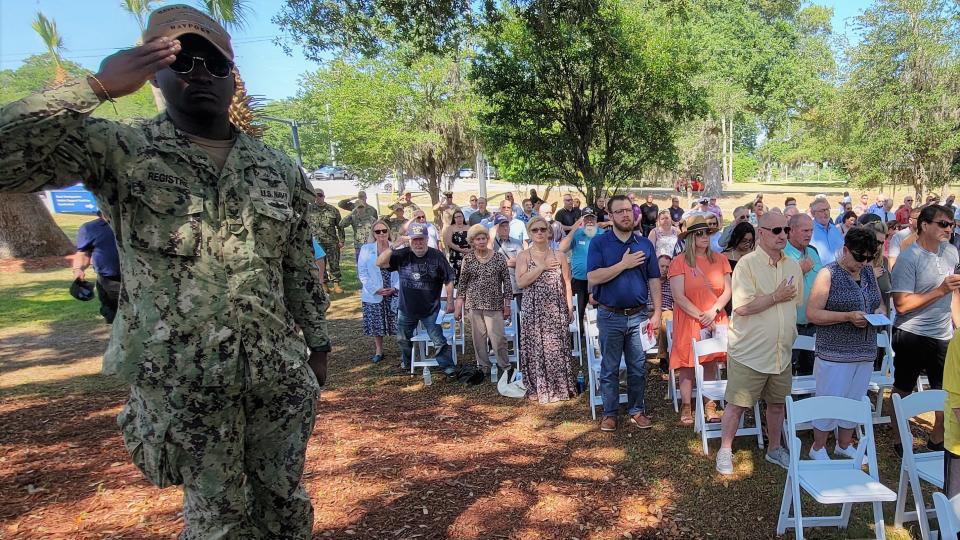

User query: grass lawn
[0,205,936,539]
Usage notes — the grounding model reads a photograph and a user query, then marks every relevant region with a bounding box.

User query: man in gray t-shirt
[890,204,960,454]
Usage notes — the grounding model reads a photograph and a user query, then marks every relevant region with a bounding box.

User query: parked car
[458,168,474,179]
[311,166,356,182]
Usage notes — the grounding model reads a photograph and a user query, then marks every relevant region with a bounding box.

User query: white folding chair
[584,306,627,419]
[867,331,895,424]
[776,396,897,540]
[692,337,763,455]
[933,492,960,540]
[410,312,459,384]
[892,390,946,539]
[491,298,521,382]
[569,294,583,366]
[665,319,681,412]
[790,334,817,397]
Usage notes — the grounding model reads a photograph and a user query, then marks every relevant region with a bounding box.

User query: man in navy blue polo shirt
[73,211,122,323]
[587,195,662,432]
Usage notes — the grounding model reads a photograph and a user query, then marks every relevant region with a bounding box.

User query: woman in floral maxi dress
[515,216,577,403]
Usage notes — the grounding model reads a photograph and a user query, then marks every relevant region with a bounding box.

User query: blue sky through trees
[0,0,873,102]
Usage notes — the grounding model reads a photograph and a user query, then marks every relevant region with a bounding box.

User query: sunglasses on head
[849,250,876,263]
[373,229,389,235]
[761,226,791,235]
[169,53,234,79]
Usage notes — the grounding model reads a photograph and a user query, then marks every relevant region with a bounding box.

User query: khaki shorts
[724,358,792,407]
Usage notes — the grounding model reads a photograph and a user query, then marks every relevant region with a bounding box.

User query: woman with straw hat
[667,215,732,425]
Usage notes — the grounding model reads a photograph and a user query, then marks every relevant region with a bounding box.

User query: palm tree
[197,0,263,137]
[121,0,167,112]
[31,12,67,86]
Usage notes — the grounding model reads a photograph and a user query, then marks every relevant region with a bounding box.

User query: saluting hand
[90,37,180,100]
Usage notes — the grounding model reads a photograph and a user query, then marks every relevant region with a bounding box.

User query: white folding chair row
[777,396,897,540]
[892,390,946,539]
[569,293,584,366]
[790,331,895,425]
[933,491,960,540]
[583,306,627,420]
[692,337,763,454]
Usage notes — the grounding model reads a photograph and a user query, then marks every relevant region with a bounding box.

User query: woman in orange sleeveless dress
[668,215,732,425]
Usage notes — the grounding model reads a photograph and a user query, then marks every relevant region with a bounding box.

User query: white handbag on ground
[497,369,526,398]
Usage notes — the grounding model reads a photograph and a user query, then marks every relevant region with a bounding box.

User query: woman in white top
[647,209,679,257]
[357,219,400,364]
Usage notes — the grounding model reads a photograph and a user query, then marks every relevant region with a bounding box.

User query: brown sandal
[705,399,721,423]
[680,403,694,425]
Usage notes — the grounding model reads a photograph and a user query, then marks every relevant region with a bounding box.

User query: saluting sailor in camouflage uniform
[307,187,345,294]
[339,202,379,262]
[0,6,328,539]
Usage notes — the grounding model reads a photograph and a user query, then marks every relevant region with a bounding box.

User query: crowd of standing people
[313,185,960,492]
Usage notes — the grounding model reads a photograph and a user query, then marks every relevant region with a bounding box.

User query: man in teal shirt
[784,213,822,375]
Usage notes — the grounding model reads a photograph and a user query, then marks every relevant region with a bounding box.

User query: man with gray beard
[377,223,456,373]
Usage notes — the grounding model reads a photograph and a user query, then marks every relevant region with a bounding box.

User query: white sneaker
[834,443,868,465]
[716,448,734,476]
[808,446,830,461]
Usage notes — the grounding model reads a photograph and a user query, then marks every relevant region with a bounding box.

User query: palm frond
[31,12,64,66]
[197,0,251,30]
[120,0,163,32]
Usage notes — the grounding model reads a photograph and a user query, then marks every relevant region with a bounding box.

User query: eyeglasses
[611,208,633,215]
[373,229,389,235]
[415,216,426,220]
[934,220,955,229]
[317,193,325,198]
[761,226,791,235]
[169,53,234,79]
[849,250,876,263]
[739,237,755,245]
[738,215,749,221]
[530,227,548,233]
[692,230,710,237]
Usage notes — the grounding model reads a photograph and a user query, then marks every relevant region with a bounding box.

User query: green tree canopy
[472,0,706,202]
[295,49,479,202]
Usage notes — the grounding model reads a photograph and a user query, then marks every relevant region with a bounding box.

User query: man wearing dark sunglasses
[889,204,960,456]
[0,5,329,538]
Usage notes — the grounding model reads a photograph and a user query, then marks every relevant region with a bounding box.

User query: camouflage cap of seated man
[142,4,234,61]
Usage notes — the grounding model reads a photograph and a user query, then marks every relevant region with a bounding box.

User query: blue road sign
[48,184,98,214]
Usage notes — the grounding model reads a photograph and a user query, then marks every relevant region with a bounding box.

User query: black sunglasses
[692,230,710,237]
[849,250,877,263]
[169,53,234,79]
[373,229,389,235]
[933,220,955,229]
[761,226,791,235]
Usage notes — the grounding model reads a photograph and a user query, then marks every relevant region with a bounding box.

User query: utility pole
[262,117,317,168]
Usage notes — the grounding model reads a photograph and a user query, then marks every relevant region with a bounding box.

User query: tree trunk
[703,124,723,198]
[727,117,734,185]
[719,114,728,185]
[0,193,75,259]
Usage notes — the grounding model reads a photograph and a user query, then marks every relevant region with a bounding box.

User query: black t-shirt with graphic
[388,247,455,319]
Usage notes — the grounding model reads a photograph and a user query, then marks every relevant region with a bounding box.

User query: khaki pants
[468,309,510,374]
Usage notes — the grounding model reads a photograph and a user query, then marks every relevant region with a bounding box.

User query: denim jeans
[397,309,454,370]
[597,308,648,417]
